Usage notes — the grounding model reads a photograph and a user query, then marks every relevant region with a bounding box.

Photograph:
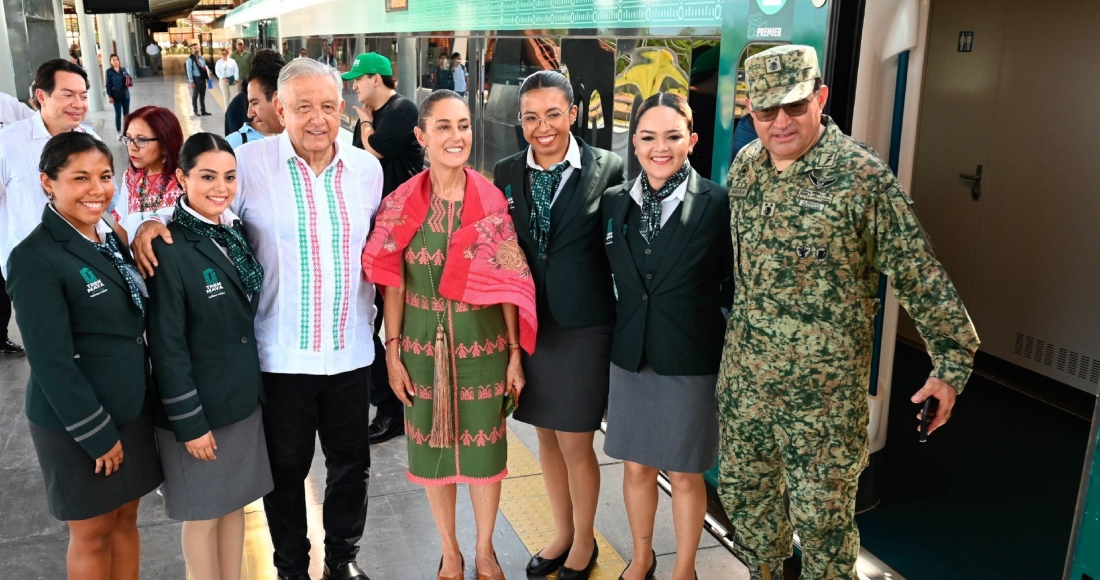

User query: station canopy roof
[64,0,234,22]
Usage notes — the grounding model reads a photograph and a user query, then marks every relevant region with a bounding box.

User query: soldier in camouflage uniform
[717,45,980,579]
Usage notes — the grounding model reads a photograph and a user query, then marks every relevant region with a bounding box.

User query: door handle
[959,164,982,201]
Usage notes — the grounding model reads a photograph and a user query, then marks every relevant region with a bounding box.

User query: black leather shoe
[323,561,370,580]
[200,111,212,116]
[279,575,310,580]
[367,416,405,444]
[558,541,598,580]
[0,339,25,357]
[526,544,571,576]
[617,549,656,580]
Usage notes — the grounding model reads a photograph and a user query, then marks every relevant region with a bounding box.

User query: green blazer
[601,169,732,375]
[146,222,265,443]
[6,207,150,459]
[493,139,625,327]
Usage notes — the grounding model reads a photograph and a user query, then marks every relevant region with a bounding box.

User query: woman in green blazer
[7,132,162,580]
[145,133,270,580]
[600,93,732,580]
[492,70,624,579]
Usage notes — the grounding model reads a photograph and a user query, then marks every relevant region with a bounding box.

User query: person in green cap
[717,44,980,580]
[341,51,424,444]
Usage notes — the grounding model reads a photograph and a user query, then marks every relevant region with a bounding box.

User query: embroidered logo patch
[819,153,838,168]
[795,245,813,259]
[796,188,834,211]
[80,267,107,297]
[203,268,225,298]
[765,56,783,73]
[761,202,776,217]
[605,218,614,245]
[730,186,748,198]
[809,171,838,189]
[815,247,830,261]
[504,184,514,210]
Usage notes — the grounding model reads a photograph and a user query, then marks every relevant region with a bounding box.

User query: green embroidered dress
[402,195,510,485]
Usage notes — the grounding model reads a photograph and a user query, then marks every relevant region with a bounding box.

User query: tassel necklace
[419,196,458,449]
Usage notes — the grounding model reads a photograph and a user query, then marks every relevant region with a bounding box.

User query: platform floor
[0,69,747,580]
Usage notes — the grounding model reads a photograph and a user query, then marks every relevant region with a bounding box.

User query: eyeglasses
[119,135,159,149]
[519,110,568,128]
[750,92,818,122]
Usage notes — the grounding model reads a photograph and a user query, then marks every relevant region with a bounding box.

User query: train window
[613,39,693,180]
[479,36,562,175]
[688,41,721,180]
[561,38,616,150]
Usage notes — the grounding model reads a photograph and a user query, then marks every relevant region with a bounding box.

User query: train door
[906,0,1100,393]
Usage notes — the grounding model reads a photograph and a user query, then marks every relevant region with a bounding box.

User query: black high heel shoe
[525,543,571,576]
[617,549,657,580]
[558,541,599,580]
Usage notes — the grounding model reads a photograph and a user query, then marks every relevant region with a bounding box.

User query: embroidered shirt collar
[277,130,351,176]
[48,203,112,241]
[180,195,240,226]
[628,173,689,208]
[526,133,582,171]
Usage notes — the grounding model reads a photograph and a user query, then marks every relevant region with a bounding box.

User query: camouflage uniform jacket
[722,116,979,411]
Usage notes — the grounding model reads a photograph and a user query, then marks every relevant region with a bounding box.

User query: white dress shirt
[233,132,383,375]
[215,58,239,81]
[525,132,582,206]
[179,196,241,260]
[0,93,33,129]
[0,112,102,274]
[628,173,689,227]
[146,43,161,56]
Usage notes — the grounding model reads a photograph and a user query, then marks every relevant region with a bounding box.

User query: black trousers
[191,80,208,113]
[370,292,403,420]
[261,367,371,576]
[0,271,9,339]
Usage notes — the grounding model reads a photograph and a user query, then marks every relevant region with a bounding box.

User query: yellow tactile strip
[190,429,625,579]
[499,430,627,579]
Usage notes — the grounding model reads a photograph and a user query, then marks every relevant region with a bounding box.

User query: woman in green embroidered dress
[380,91,526,580]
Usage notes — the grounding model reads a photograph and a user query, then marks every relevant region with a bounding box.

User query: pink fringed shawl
[362,168,538,354]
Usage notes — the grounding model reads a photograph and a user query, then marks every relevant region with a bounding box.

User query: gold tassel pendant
[428,324,453,449]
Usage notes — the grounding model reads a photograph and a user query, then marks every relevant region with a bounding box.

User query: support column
[114,13,133,73]
[396,35,417,103]
[95,13,113,79]
[75,0,104,112]
[52,0,68,59]
[0,1,15,96]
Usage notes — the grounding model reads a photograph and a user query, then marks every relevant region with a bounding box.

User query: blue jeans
[112,95,130,133]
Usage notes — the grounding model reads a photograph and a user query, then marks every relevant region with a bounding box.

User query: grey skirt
[513,318,612,433]
[29,404,163,521]
[156,405,273,521]
[603,364,719,473]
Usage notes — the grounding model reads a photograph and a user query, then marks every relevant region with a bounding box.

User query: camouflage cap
[745,45,821,110]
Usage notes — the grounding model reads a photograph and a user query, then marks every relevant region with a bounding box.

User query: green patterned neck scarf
[528,160,570,255]
[639,161,690,243]
[173,198,264,296]
[92,232,146,314]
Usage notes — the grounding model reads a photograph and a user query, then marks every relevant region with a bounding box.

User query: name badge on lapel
[605,218,614,245]
[203,268,225,299]
[80,267,107,297]
[504,184,515,210]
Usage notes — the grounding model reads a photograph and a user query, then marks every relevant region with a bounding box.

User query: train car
[222,1,1100,578]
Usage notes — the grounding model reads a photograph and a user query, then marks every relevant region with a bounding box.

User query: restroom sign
[958,31,974,52]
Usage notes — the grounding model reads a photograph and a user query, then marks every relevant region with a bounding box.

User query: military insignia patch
[761,202,776,216]
[795,245,813,259]
[819,153,837,167]
[815,247,829,260]
[730,187,748,198]
[765,56,783,73]
[809,171,838,189]
[796,188,834,211]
